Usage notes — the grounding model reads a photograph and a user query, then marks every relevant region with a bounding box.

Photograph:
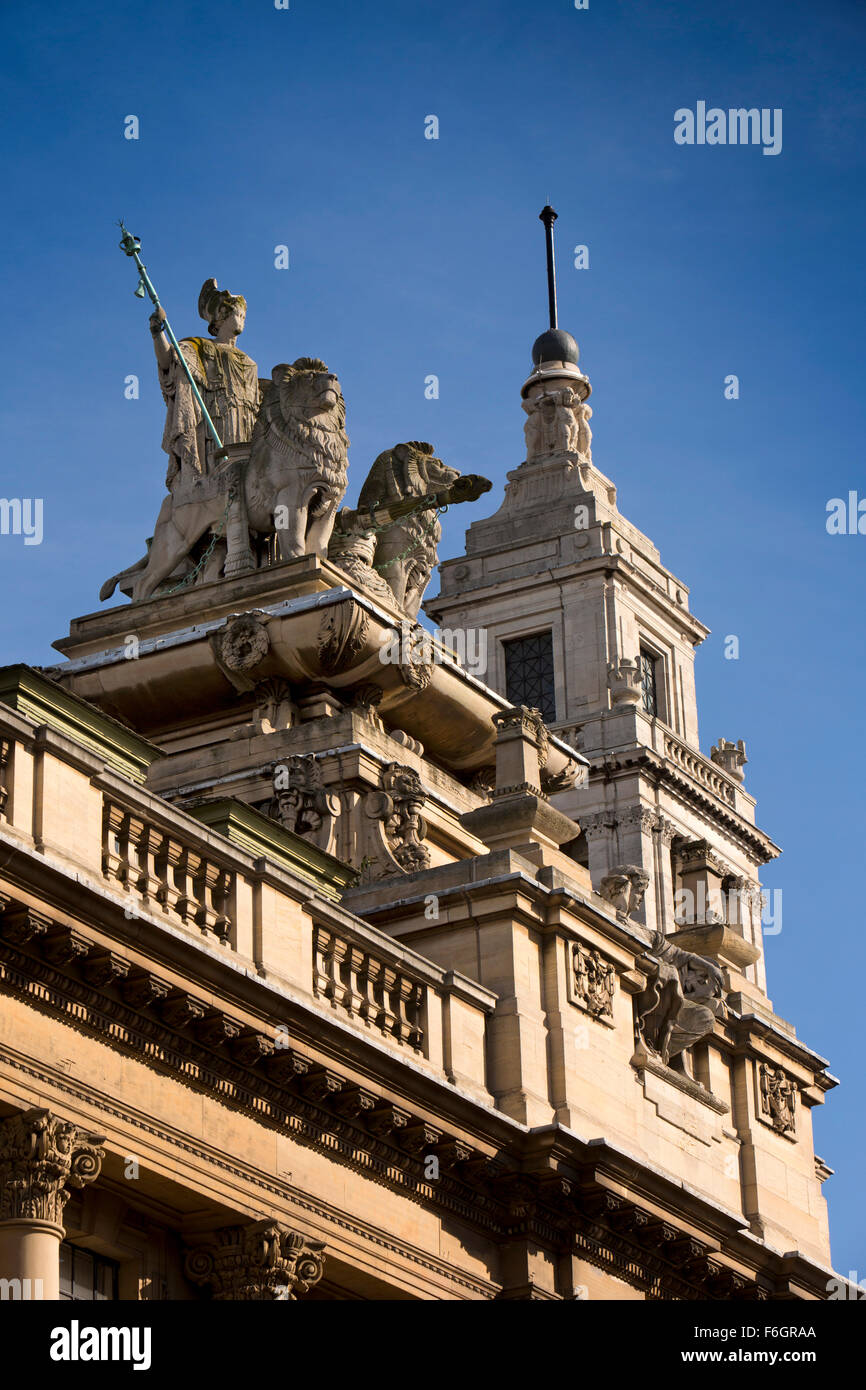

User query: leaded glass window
[503,632,556,722]
[639,647,659,717]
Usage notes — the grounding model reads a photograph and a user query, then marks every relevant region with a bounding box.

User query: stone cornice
[187,797,355,901]
[725,1011,837,1095]
[348,863,651,960]
[582,746,781,864]
[0,664,162,784]
[429,553,711,645]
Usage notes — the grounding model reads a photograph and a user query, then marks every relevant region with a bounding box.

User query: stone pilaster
[0,1108,105,1299]
[185,1220,326,1301]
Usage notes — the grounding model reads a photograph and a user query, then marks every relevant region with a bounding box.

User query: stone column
[0,1108,105,1299]
[185,1220,326,1300]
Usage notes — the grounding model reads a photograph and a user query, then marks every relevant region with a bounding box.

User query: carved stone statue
[155,279,260,490]
[599,864,650,919]
[328,442,491,617]
[101,356,349,603]
[635,930,727,1077]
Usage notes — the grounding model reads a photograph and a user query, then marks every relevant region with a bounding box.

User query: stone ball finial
[531,328,580,367]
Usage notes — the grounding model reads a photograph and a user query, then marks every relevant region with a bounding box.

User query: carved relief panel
[757,1063,797,1138]
[568,942,616,1024]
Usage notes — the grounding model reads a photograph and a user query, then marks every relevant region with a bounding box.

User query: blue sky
[1,0,864,1273]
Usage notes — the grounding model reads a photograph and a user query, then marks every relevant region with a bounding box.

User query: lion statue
[100,357,349,603]
[328,441,490,617]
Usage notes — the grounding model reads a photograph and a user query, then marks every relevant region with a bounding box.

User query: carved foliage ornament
[378,762,430,873]
[271,754,340,851]
[219,612,270,672]
[0,1109,105,1226]
[185,1221,326,1300]
[318,600,370,675]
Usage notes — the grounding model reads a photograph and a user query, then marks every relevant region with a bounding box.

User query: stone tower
[427,262,777,1012]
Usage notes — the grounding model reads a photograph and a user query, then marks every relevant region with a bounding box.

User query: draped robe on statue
[159,337,261,489]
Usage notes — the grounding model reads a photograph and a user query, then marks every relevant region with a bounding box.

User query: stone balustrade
[0,706,494,1098]
[102,799,234,942]
[661,732,736,806]
[313,924,426,1052]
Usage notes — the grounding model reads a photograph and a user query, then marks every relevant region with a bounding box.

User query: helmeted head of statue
[198,278,248,338]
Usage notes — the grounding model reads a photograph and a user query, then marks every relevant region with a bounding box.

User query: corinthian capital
[185,1221,326,1301]
[0,1108,105,1226]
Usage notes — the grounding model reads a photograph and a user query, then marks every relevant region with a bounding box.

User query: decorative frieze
[579,811,616,844]
[569,942,616,1021]
[185,1221,326,1300]
[0,1109,104,1226]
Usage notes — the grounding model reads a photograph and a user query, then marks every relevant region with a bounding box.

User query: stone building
[0,238,837,1301]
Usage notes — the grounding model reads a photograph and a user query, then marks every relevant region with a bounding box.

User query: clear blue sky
[1,0,863,1274]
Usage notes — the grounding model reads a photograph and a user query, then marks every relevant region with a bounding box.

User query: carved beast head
[357,441,459,510]
[271,357,346,431]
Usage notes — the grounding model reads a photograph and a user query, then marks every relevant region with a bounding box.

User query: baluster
[344,945,365,1019]
[394,975,417,1045]
[378,965,398,1039]
[195,858,218,935]
[138,825,164,906]
[312,926,332,999]
[157,838,183,916]
[0,740,10,819]
[357,952,376,1028]
[126,815,146,895]
[211,866,233,942]
[175,847,202,924]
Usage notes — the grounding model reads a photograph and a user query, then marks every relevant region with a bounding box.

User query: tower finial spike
[539,205,558,330]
